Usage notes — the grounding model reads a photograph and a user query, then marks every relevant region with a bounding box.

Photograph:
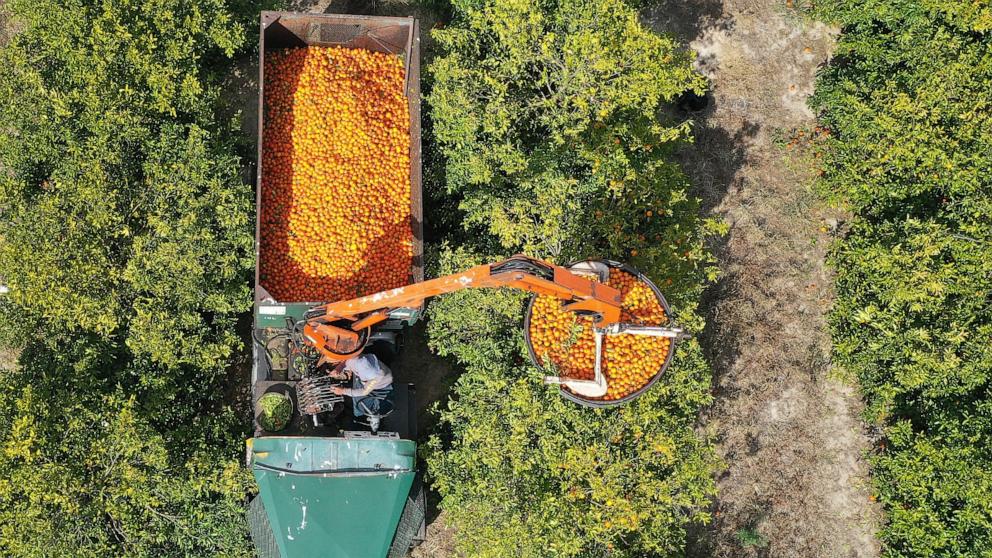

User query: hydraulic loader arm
[310,255,622,324]
[299,255,624,362]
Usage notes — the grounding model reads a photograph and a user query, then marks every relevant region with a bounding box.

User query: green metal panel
[250,437,416,558]
[255,303,423,329]
[256,303,313,328]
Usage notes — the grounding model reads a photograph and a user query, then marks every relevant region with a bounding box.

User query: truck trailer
[246,12,426,558]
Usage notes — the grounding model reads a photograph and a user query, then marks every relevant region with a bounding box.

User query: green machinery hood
[248,436,416,558]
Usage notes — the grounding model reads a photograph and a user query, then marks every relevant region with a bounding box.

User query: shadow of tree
[641,0,724,44]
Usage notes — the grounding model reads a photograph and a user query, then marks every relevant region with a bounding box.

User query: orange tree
[0,0,264,554]
[425,249,717,557]
[812,0,992,555]
[0,335,253,557]
[0,0,255,370]
[421,0,722,554]
[426,0,719,271]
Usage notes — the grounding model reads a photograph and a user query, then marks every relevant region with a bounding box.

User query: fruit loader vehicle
[246,11,686,558]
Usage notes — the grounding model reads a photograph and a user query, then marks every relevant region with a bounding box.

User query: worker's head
[327,361,350,379]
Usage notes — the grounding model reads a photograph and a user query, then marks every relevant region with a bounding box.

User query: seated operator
[329,352,394,417]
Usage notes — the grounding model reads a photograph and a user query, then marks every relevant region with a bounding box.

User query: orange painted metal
[302,322,366,361]
[350,311,390,331]
[301,255,624,361]
[313,256,621,324]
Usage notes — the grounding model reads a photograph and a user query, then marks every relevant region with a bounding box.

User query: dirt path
[644,2,881,556]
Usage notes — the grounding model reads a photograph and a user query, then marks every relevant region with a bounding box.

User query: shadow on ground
[646,1,879,557]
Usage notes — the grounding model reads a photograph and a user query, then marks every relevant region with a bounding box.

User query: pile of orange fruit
[260,46,413,302]
[528,269,671,401]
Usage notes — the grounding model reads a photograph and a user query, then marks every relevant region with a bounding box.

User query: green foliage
[735,527,768,549]
[426,356,716,558]
[258,392,292,432]
[426,246,531,371]
[0,0,254,369]
[428,0,709,262]
[123,124,253,369]
[423,0,718,554]
[829,220,992,417]
[0,332,254,557]
[0,384,252,558]
[0,0,261,555]
[426,252,717,556]
[870,420,992,557]
[812,0,992,554]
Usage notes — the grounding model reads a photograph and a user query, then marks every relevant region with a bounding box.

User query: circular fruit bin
[257,389,294,432]
[523,259,678,408]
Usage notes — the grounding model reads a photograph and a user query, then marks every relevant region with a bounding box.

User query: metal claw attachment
[297,375,346,415]
[598,323,690,339]
[543,323,690,398]
[543,329,608,398]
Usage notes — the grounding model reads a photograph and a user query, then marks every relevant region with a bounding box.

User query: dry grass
[644,1,881,556]
[0,348,18,371]
[410,511,458,558]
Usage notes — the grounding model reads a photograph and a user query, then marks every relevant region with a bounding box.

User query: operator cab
[251,311,417,440]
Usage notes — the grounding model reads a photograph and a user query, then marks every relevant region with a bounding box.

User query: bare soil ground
[644,1,881,556]
[0,3,18,372]
[410,510,458,558]
[0,349,16,371]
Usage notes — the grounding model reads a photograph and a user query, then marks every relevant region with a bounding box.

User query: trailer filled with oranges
[254,12,423,323]
[248,13,427,558]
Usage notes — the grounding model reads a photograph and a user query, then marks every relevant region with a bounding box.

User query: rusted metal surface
[254,12,424,306]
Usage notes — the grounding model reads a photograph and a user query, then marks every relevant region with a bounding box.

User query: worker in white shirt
[330,352,393,417]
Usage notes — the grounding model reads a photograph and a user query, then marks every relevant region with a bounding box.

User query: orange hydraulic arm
[299,255,623,362]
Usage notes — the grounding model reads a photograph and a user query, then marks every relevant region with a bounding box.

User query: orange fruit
[260,46,413,302]
[528,269,671,400]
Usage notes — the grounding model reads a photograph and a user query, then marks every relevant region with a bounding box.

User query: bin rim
[522,259,678,408]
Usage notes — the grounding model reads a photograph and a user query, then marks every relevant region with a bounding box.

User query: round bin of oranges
[524,261,677,407]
